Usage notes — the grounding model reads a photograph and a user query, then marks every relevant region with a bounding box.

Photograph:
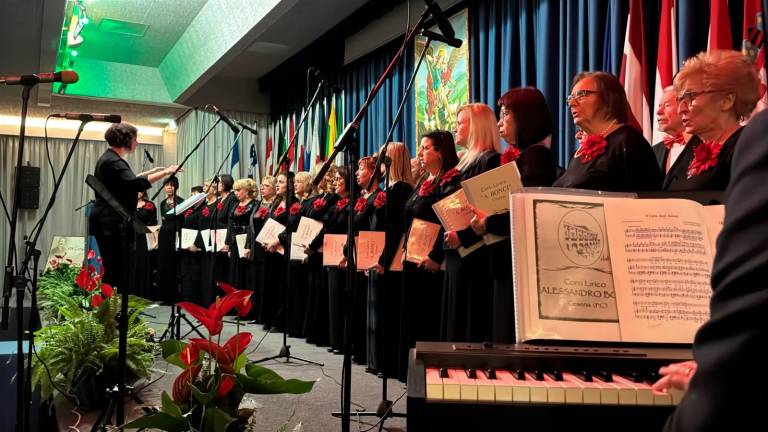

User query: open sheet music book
[432,189,483,257]
[510,189,724,344]
[461,161,523,245]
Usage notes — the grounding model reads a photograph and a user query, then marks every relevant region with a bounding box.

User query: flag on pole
[288,113,296,171]
[266,126,274,175]
[652,0,678,144]
[743,0,768,113]
[709,0,733,51]
[326,97,338,159]
[231,135,241,177]
[310,103,322,166]
[620,0,652,143]
[297,108,306,172]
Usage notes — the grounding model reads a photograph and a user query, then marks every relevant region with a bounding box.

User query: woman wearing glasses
[663,50,760,192]
[553,71,662,192]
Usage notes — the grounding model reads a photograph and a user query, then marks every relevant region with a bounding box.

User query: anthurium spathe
[188,332,252,373]
[216,281,252,317]
[177,290,252,336]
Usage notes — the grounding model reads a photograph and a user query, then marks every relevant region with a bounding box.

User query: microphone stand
[252,78,326,367]
[311,8,432,432]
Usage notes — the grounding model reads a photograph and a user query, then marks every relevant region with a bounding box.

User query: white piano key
[476,371,496,402]
[497,370,530,403]
[524,372,549,403]
[453,368,478,401]
[426,367,443,400]
[563,372,601,405]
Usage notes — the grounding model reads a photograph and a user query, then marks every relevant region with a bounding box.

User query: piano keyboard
[408,342,691,431]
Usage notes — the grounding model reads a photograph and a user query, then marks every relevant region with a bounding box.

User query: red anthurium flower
[76,267,96,292]
[86,249,96,260]
[172,364,202,403]
[49,259,57,266]
[100,283,113,298]
[177,290,253,336]
[217,375,236,399]
[180,344,200,366]
[90,294,104,308]
[189,332,252,371]
[216,281,252,317]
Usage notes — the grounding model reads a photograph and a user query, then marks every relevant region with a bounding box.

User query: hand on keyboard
[652,360,697,393]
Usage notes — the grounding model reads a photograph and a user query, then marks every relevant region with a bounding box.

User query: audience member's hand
[444,231,460,249]
[652,360,697,393]
[420,257,440,272]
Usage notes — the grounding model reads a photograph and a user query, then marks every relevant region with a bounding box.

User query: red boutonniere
[336,197,350,210]
[575,134,608,163]
[255,207,269,219]
[501,146,521,164]
[313,198,327,210]
[439,168,460,186]
[687,140,723,179]
[418,178,436,197]
[201,206,210,217]
[143,201,154,210]
[234,204,247,216]
[273,206,285,217]
[216,201,223,211]
[290,202,301,216]
[663,133,685,150]
[373,191,386,208]
[184,209,194,217]
[354,197,368,213]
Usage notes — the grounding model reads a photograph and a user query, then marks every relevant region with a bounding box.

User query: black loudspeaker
[17,165,40,209]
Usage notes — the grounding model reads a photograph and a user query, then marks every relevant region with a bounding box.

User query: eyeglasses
[499,107,512,118]
[566,89,598,105]
[675,90,724,105]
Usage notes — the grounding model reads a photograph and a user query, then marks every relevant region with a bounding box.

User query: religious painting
[414,8,470,143]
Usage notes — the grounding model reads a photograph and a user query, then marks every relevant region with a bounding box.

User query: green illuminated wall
[63,58,173,104]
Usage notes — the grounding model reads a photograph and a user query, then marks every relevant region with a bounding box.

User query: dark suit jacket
[664,110,768,431]
[652,141,667,170]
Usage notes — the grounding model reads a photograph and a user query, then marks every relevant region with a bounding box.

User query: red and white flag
[266,127,274,175]
[652,0,678,145]
[620,0,652,143]
[742,0,767,113]
[709,0,733,51]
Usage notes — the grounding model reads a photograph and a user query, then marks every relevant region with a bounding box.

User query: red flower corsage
[290,202,301,216]
[418,178,436,196]
[184,209,193,217]
[501,146,521,164]
[201,206,210,217]
[216,201,223,211]
[336,197,350,210]
[255,207,269,219]
[575,134,608,163]
[273,206,285,217]
[439,168,460,186]
[373,191,386,208]
[687,140,723,179]
[143,201,155,210]
[234,204,247,216]
[354,197,368,213]
[313,198,327,210]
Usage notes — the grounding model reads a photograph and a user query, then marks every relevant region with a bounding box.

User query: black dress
[398,174,446,381]
[179,202,205,304]
[368,181,413,379]
[225,199,257,292]
[352,190,378,366]
[278,198,312,337]
[441,151,499,343]
[157,194,184,302]
[552,125,662,192]
[262,202,289,331]
[133,200,158,300]
[247,199,271,322]
[89,148,152,287]
[197,199,218,306]
[663,131,739,192]
[215,193,238,285]
[484,144,558,343]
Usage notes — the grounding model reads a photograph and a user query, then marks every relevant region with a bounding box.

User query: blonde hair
[456,103,501,170]
[314,163,337,193]
[674,50,760,120]
[233,178,257,199]
[294,171,314,200]
[382,142,414,186]
[261,175,277,188]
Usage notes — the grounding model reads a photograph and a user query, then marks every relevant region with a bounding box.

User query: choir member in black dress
[368,142,414,379]
[225,178,257,293]
[197,180,219,306]
[215,174,237,285]
[248,175,276,324]
[303,166,339,346]
[134,190,158,300]
[398,131,459,380]
[89,122,179,287]
[552,71,662,192]
[307,167,350,353]
[180,185,205,304]
[263,173,290,332]
[470,87,558,343]
[157,176,185,302]
[442,103,501,343]
[663,50,760,192]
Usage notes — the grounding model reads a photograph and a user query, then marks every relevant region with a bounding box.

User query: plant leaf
[122,412,189,431]
[161,391,184,419]
[202,407,235,432]
[233,352,248,373]
[190,381,218,406]
[238,364,315,394]
[161,340,189,369]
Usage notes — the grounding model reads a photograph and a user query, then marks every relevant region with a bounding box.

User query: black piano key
[515,369,526,380]
[547,370,564,381]
[578,370,593,382]
[534,370,545,381]
[595,370,613,383]
[439,367,449,378]
[485,369,496,380]
[622,371,644,383]
[466,368,477,379]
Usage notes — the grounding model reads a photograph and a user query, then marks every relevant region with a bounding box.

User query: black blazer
[664,111,768,431]
[663,130,740,192]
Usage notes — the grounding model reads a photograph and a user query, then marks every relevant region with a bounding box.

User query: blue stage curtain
[341,39,417,159]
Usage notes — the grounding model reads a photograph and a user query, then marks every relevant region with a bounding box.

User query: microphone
[424,0,456,39]
[309,67,342,93]
[51,112,122,123]
[144,149,155,163]
[421,30,463,48]
[236,121,258,135]
[0,70,79,86]
[208,105,240,133]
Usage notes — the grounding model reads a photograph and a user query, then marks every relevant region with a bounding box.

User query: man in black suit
[652,87,694,178]
[654,109,768,431]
